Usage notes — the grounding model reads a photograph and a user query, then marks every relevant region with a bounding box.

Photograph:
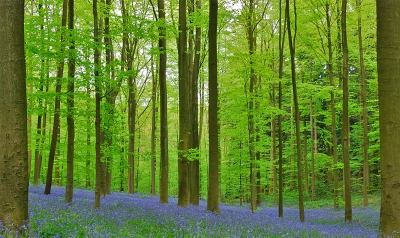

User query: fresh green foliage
[24,0,378,207]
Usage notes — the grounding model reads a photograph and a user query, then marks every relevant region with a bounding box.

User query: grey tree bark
[377,0,400,235]
[0,0,29,230]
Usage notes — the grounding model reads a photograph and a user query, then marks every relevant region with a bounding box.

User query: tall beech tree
[341,0,352,222]
[127,26,138,194]
[247,0,257,213]
[356,0,369,208]
[207,0,220,214]
[278,0,286,218]
[178,0,190,207]
[103,0,118,195]
[286,0,304,222]
[94,0,104,208]
[188,0,202,206]
[377,0,400,234]
[65,0,76,204]
[0,0,29,229]
[150,50,157,197]
[44,0,68,195]
[325,2,339,210]
[157,0,169,204]
[33,2,46,187]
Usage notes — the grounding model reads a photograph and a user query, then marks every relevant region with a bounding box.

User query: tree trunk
[151,49,157,197]
[127,41,138,194]
[157,0,169,204]
[44,0,68,195]
[103,0,114,196]
[54,143,61,186]
[65,0,76,204]
[303,119,309,196]
[278,0,285,217]
[270,98,277,200]
[85,78,91,189]
[377,0,400,234]
[341,0,352,222]
[136,130,140,191]
[207,0,220,214]
[177,0,190,207]
[33,2,46,187]
[33,113,44,186]
[310,97,315,201]
[286,0,304,222]
[188,0,202,206]
[325,3,339,210]
[247,0,257,214]
[356,0,369,208]
[0,0,29,229]
[94,0,105,208]
[290,102,295,192]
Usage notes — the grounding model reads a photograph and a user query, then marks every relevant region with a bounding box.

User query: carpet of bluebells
[2,185,379,237]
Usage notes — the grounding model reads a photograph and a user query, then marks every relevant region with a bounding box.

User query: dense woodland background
[25,0,377,210]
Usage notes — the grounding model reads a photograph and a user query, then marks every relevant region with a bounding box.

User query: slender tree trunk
[336,0,344,203]
[207,0,220,214]
[270,109,277,199]
[151,49,157,196]
[157,0,169,204]
[336,0,343,90]
[54,143,61,186]
[34,82,45,186]
[127,42,138,194]
[120,0,128,193]
[103,0,114,196]
[341,0,352,222]
[199,77,205,143]
[377,1,400,234]
[136,130,140,191]
[325,3,339,210]
[120,139,125,192]
[44,0,68,195]
[247,0,257,213]
[28,91,33,180]
[39,87,48,183]
[94,0,105,208]
[286,0,304,222]
[85,78,91,189]
[34,110,44,186]
[356,0,369,208]
[0,0,29,229]
[278,0,285,217]
[256,136,262,206]
[65,0,76,204]
[33,2,46,187]
[310,97,315,201]
[188,0,195,205]
[269,86,277,200]
[177,0,190,207]
[188,0,202,206]
[290,101,295,191]
[27,1,33,179]
[303,119,309,196]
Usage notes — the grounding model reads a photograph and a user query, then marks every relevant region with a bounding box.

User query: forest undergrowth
[1,185,379,237]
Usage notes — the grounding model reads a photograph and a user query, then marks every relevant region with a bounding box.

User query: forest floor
[1,185,379,237]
